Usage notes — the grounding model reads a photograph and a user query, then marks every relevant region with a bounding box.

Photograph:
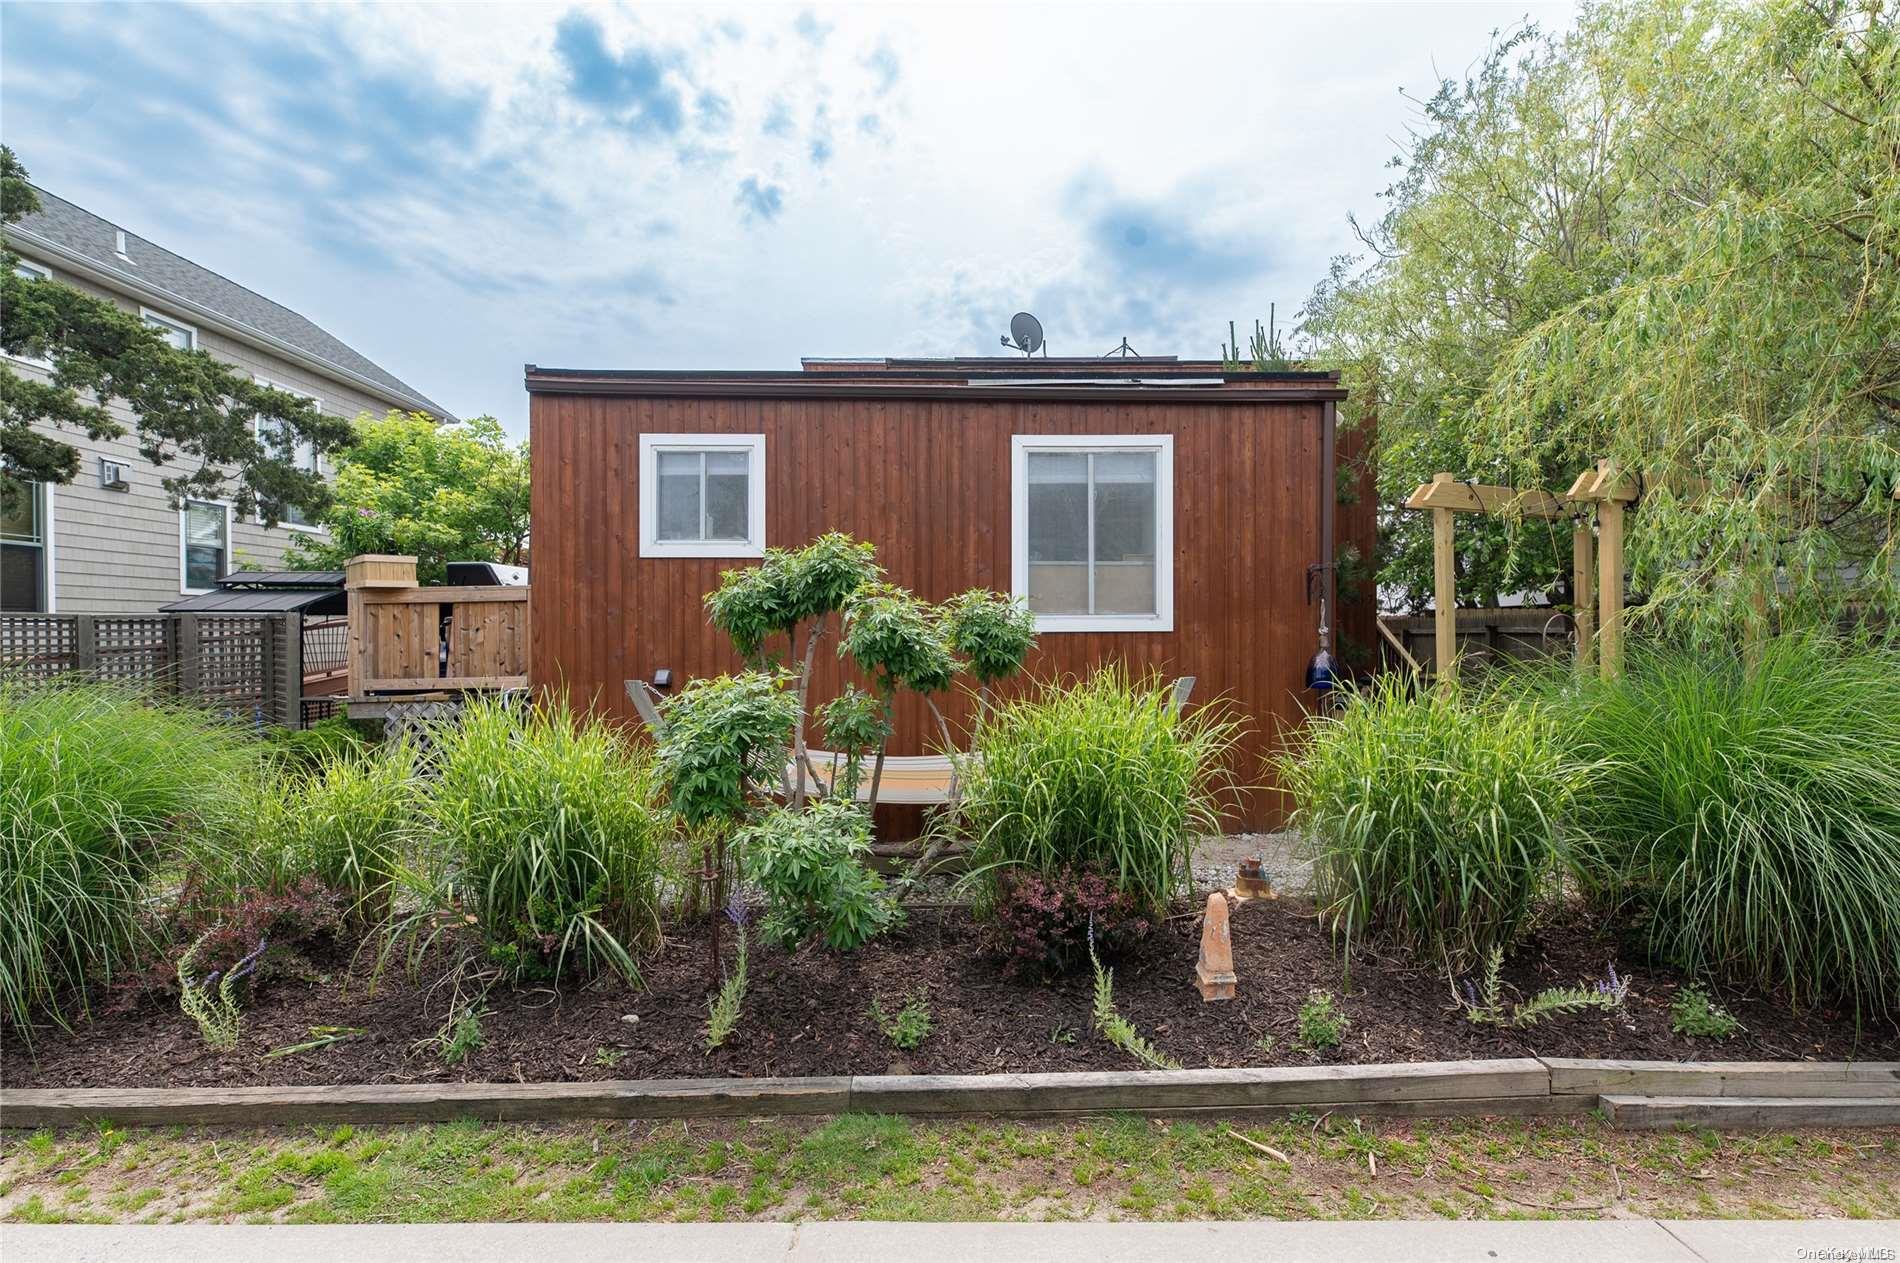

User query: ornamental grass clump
[1277,674,1581,972]
[421,696,667,983]
[0,680,258,1031]
[239,740,420,920]
[1549,634,1900,1019]
[960,667,1244,917]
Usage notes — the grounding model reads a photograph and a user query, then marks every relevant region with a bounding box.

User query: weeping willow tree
[1303,0,1899,644]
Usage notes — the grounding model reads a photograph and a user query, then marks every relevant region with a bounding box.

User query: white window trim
[1010,433,1174,633]
[252,376,327,534]
[8,261,55,370]
[43,481,56,613]
[638,432,766,558]
[2,480,56,612]
[140,307,197,351]
[178,498,233,595]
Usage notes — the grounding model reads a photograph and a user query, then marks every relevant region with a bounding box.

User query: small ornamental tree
[705,533,879,805]
[704,559,792,668]
[839,583,957,812]
[938,589,1038,710]
[818,685,891,802]
[654,671,798,979]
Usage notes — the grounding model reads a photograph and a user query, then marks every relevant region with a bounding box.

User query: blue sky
[0,1,1571,435]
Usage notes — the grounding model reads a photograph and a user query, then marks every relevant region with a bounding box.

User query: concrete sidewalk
[5,1220,1897,1262]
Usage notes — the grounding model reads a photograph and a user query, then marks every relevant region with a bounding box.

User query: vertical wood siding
[530,391,1329,829]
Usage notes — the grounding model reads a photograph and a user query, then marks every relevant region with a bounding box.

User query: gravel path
[1190,831,1312,895]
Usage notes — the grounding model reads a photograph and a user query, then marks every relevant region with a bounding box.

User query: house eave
[524,366,1347,405]
[6,228,456,421]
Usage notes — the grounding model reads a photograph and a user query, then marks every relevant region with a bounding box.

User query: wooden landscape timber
[1602,1095,1900,1130]
[1544,1059,1900,1099]
[6,1059,1894,1132]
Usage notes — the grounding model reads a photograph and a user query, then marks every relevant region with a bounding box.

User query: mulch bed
[7,897,1895,1089]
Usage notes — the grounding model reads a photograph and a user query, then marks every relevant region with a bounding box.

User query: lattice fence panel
[377,698,466,761]
[93,617,173,682]
[192,616,271,722]
[1,615,76,680]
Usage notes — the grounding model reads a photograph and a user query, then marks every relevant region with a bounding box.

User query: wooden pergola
[1403,461,1639,681]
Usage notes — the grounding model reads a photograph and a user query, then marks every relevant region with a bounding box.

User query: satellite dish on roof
[1000,311,1046,356]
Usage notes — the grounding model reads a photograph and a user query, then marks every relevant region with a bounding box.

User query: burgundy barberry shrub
[163,875,345,986]
[990,865,1151,979]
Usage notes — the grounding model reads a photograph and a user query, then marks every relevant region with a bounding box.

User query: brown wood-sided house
[526,356,1373,830]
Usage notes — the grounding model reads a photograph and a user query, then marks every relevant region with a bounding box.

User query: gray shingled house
[3,189,451,614]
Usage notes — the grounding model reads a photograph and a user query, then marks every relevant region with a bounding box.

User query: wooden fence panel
[1380,608,1574,675]
[344,560,529,694]
[0,612,298,727]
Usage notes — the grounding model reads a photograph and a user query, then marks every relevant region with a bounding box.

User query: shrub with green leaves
[706,535,881,807]
[817,685,889,801]
[1278,674,1580,971]
[737,799,900,951]
[1671,984,1742,1040]
[1550,634,1900,1018]
[839,582,958,810]
[655,672,799,827]
[960,667,1243,916]
[937,589,1037,705]
[1,681,258,1030]
[259,716,371,778]
[870,989,932,1050]
[423,696,666,982]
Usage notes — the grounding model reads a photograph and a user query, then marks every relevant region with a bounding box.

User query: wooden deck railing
[345,555,529,694]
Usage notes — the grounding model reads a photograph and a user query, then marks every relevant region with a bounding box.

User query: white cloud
[1,1,1574,432]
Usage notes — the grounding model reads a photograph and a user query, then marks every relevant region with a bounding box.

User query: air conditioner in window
[99,459,130,491]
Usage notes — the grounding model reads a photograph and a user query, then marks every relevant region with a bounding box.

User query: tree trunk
[924,696,956,759]
[866,690,894,814]
[703,834,724,987]
[791,617,822,809]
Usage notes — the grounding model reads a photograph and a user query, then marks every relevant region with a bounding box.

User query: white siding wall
[6,257,398,613]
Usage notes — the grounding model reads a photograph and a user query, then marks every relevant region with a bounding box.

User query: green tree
[839,583,957,812]
[936,589,1037,710]
[704,533,881,807]
[653,670,799,981]
[1301,0,1900,644]
[284,411,528,584]
[1,146,352,524]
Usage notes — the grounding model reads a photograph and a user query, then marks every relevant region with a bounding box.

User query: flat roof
[525,360,1345,404]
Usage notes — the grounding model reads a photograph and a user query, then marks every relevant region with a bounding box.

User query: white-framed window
[1011,434,1174,633]
[8,260,54,370]
[1,479,53,612]
[140,308,197,351]
[638,433,766,558]
[179,499,231,594]
[253,376,324,531]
